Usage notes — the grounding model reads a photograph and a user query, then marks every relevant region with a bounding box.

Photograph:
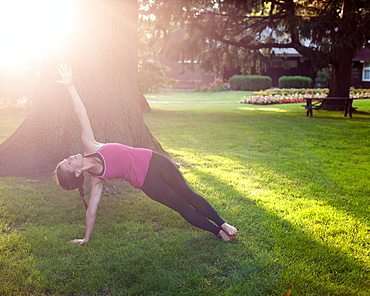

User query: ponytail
[78,185,85,197]
[78,186,88,210]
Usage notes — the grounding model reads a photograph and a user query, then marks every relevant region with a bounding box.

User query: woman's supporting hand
[71,238,89,245]
[57,64,73,86]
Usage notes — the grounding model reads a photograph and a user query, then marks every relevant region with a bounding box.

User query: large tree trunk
[328,58,352,98]
[319,50,354,110]
[0,0,165,176]
[319,0,357,110]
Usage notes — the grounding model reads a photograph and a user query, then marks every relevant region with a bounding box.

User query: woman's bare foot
[218,229,233,241]
[220,222,238,237]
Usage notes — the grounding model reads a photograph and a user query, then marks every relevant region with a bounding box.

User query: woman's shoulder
[90,174,105,185]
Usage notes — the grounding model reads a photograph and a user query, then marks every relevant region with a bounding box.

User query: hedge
[229,75,272,91]
[278,76,313,88]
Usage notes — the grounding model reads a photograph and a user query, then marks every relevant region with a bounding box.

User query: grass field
[0,92,369,295]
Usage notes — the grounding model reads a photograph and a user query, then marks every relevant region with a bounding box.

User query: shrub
[195,78,229,92]
[278,76,313,88]
[315,68,331,88]
[229,75,243,90]
[210,78,229,92]
[230,75,271,91]
[195,80,210,92]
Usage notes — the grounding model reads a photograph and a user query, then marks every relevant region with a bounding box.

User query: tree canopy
[145,0,370,97]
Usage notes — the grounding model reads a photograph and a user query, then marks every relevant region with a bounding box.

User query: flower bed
[241,89,370,105]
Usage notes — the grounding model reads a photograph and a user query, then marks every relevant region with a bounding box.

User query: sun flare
[0,0,73,62]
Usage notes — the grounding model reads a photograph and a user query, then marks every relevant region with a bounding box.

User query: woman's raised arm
[57,65,102,153]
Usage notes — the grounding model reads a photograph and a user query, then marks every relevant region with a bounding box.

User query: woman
[55,64,237,244]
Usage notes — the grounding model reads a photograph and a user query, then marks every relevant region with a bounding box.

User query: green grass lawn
[0,108,26,143]
[145,90,251,102]
[0,93,369,295]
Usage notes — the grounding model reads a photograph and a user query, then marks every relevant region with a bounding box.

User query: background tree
[0,0,165,176]
[138,14,178,95]
[0,63,35,106]
[146,0,370,106]
[138,60,177,93]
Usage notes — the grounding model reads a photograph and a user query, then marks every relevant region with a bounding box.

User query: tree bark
[329,59,352,98]
[319,48,355,109]
[0,0,165,176]
[318,0,357,110]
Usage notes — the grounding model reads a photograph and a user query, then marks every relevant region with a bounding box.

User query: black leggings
[141,152,225,236]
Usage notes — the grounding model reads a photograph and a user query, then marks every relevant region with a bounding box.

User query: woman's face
[60,154,83,174]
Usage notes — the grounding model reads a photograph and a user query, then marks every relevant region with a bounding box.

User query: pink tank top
[85,143,153,188]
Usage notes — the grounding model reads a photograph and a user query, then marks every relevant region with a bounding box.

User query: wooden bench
[303,97,355,118]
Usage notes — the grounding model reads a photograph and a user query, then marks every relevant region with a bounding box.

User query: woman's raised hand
[56,64,73,86]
